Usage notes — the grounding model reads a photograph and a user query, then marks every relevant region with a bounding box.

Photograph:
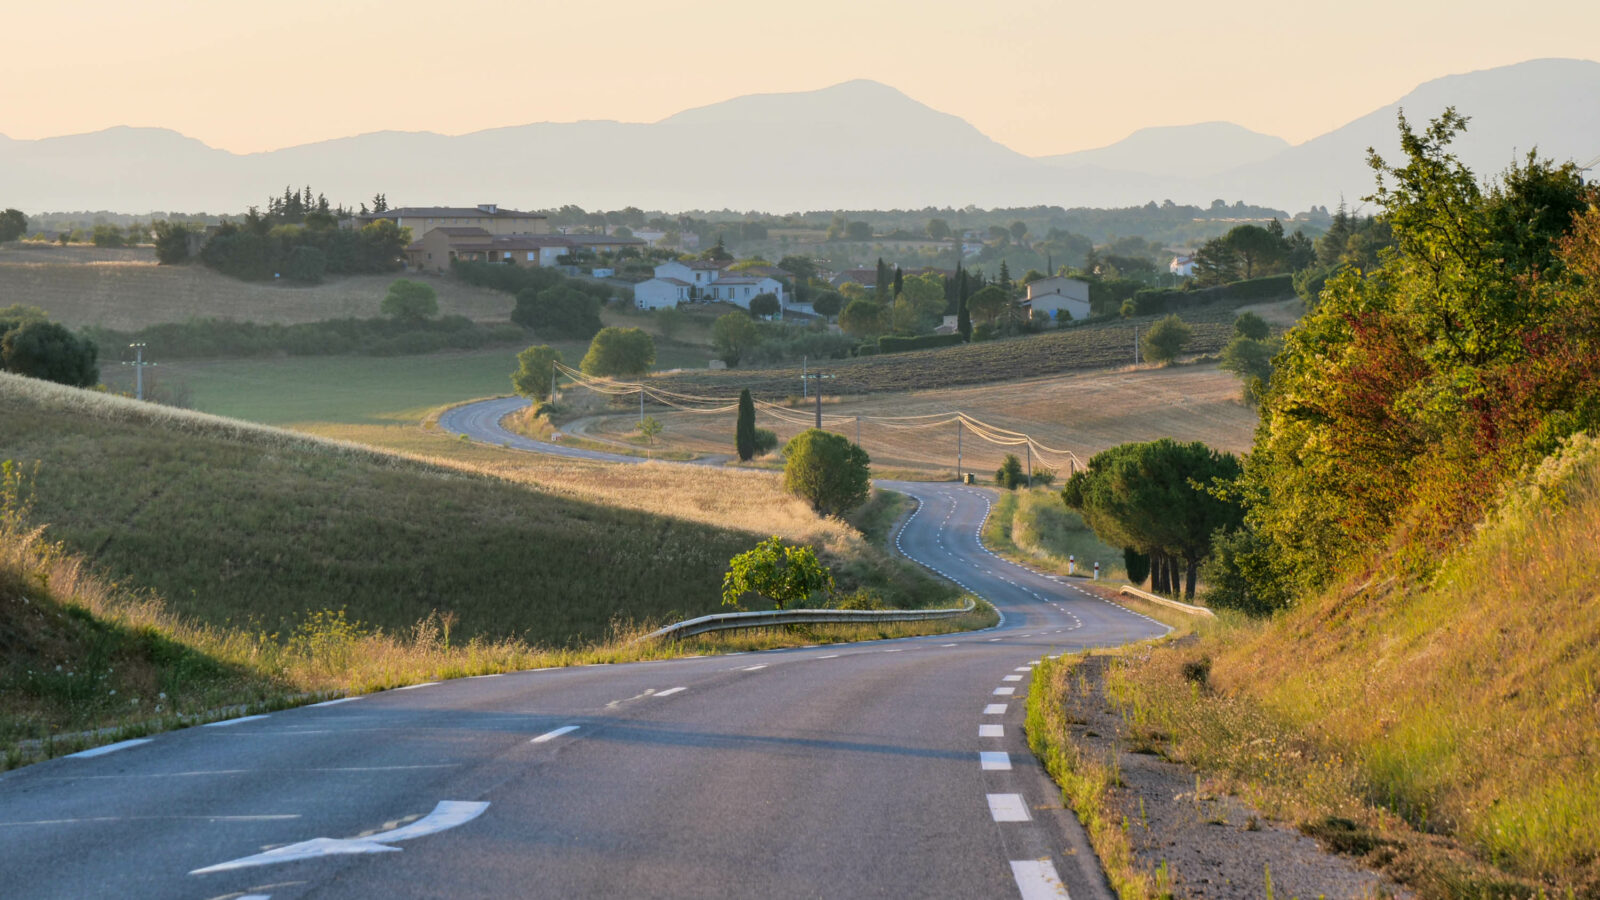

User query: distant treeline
[86,315,524,360]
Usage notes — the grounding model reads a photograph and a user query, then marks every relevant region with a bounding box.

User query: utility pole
[799,373,832,428]
[550,360,559,405]
[1026,441,1032,488]
[1133,325,1140,366]
[122,343,154,401]
[802,356,808,398]
[956,418,963,481]
[639,386,645,424]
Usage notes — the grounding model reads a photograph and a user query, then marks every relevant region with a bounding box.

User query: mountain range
[2,58,1596,215]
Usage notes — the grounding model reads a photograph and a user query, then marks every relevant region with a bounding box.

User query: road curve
[0,399,1167,899]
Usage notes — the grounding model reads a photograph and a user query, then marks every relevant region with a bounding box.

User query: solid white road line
[987,793,1031,823]
[984,704,1008,715]
[654,687,687,697]
[66,739,152,759]
[203,715,270,728]
[742,665,768,671]
[1003,674,1024,682]
[979,751,1012,771]
[1010,859,1070,899]
[993,687,1016,696]
[393,682,438,691]
[815,654,840,660]
[531,725,580,743]
[979,724,1004,738]
[308,697,359,707]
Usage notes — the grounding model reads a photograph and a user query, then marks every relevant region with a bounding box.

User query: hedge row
[86,315,527,360]
[1127,273,1295,316]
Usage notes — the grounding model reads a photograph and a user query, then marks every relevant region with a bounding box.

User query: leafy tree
[1140,314,1191,365]
[783,428,871,517]
[736,388,757,461]
[996,454,1026,489]
[957,270,972,340]
[284,245,327,283]
[700,235,732,262]
[1226,225,1284,279]
[91,224,125,248]
[1061,439,1242,598]
[721,536,835,610]
[926,218,951,241]
[151,221,193,264]
[967,285,1011,324]
[1123,547,1150,585]
[749,292,781,318]
[513,285,602,339]
[777,255,817,300]
[1192,234,1241,286]
[580,326,655,377]
[1232,311,1270,340]
[811,290,844,320]
[1,320,99,387]
[510,345,562,400]
[838,298,883,337]
[637,416,663,445]
[382,279,438,321]
[0,208,27,243]
[1219,335,1279,405]
[711,311,760,366]
[1009,221,1028,243]
[845,221,873,242]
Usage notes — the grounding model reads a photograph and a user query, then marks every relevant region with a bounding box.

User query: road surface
[0,399,1166,899]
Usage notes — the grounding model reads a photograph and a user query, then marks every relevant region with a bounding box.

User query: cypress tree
[735,388,757,461]
[892,266,903,299]
[957,269,972,341]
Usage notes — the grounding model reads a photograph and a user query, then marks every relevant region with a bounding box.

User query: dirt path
[1062,652,1406,899]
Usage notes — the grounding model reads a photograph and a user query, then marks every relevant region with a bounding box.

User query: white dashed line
[741,665,767,671]
[654,687,686,697]
[1011,859,1069,898]
[987,793,1031,822]
[203,715,270,728]
[984,703,1007,715]
[67,739,152,759]
[1002,674,1023,682]
[993,686,1015,696]
[309,697,358,707]
[815,654,840,660]
[531,725,580,743]
[393,682,438,691]
[979,724,1004,738]
[979,751,1012,771]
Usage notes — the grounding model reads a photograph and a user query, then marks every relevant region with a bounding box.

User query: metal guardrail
[640,598,979,642]
[1118,585,1216,618]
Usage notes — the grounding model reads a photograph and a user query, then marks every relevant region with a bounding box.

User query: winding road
[0,398,1166,899]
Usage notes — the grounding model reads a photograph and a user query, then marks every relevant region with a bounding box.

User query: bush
[284,245,328,284]
[580,327,654,376]
[512,285,602,340]
[812,291,844,319]
[783,428,871,517]
[1141,314,1191,365]
[749,292,781,318]
[86,315,520,361]
[2,320,99,387]
[90,224,125,248]
[721,536,835,610]
[1232,311,1270,340]
[752,428,779,455]
[996,453,1026,489]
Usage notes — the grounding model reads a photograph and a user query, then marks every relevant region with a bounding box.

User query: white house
[708,275,785,309]
[1024,276,1091,322]
[653,260,727,291]
[634,277,692,310]
[1169,255,1196,277]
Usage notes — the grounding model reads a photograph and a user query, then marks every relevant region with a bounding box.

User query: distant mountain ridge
[1,59,1595,214]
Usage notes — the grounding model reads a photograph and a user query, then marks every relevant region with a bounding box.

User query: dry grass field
[0,245,514,329]
[572,362,1259,478]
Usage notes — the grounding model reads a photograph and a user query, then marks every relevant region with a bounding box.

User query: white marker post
[1093,561,1100,581]
[1068,554,1075,575]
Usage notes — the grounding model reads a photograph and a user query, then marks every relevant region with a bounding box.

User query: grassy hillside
[0,372,774,646]
[1099,435,1600,895]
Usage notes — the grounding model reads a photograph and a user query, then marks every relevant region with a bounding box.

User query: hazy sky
[4,0,1597,156]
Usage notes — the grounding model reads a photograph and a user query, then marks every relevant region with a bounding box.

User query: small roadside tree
[580,326,655,377]
[721,536,835,610]
[637,416,663,445]
[1232,311,1271,341]
[735,388,757,461]
[749,292,781,318]
[996,454,1026,489]
[510,345,562,401]
[382,279,438,321]
[1141,314,1191,365]
[812,290,844,321]
[783,428,871,517]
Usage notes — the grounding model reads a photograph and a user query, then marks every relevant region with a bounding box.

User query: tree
[91,224,125,248]
[967,285,1010,324]
[1226,224,1284,279]
[783,428,871,517]
[1,320,99,387]
[1009,221,1028,243]
[0,208,27,243]
[1140,314,1191,365]
[284,245,327,284]
[749,292,781,318]
[580,326,655,377]
[1219,335,1279,405]
[996,454,1026,489]
[1123,548,1150,585]
[957,269,972,340]
[382,279,438,321]
[845,221,873,242]
[513,285,602,339]
[838,298,883,337]
[926,218,951,241]
[777,255,817,302]
[721,536,835,610]
[637,416,663,445]
[812,290,844,320]
[701,235,733,262]
[736,388,757,461]
[510,345,562,401]
[1061,439,1243,598]
[711,312,760,366]
[151,221,193,265]
[1232,311,1270,340]
[874,257,892,301]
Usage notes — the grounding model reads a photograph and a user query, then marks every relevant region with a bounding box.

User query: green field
[98,341,715,426]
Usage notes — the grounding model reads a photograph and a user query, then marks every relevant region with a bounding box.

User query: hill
[4,61,1596,212]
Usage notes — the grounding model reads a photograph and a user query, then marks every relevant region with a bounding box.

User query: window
[527,252,536,261]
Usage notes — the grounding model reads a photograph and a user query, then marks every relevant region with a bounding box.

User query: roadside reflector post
[1093,561,1100,580]
[1068,555,1075,575]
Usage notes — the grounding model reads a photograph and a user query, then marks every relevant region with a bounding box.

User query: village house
[1022,275,1091,322]
[653,259,729,290]
[350,204,549,237]
[403,226,645,274]
[707,275,785,309]
[633,277,693,310]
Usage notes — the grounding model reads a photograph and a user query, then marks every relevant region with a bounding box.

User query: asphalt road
[0,399,1167,899]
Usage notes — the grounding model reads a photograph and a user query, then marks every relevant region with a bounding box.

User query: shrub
[1232,311,1270,340]
[996,453,1026,489]
[752,428,779,455]
[749,292,781,318]
[2,320,99,387]
[381,279,439,321]
[580,327,655,377]
[721,535,835,609]
[1140,314,1191,365]
[513,285,602,340]
[284,245,328,284]
[783,428,871,517]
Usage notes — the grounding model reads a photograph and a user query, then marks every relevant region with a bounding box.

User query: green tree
[811,290,844,320]
[711,312,760,366]
[637,415,663,445]
[926,218,951,241]
[1009,221,1028,243]
[0,208,27,243]
[996,453,1025,489]
[1192,236,1240,286]
[580,326,655,377]
[510,345,562,401]
[513,285,602,339]
[151,221,193,265]
[1225,224,1284,279]
[783,428,871,517]
[284,245,327,284]
[846,221,873,242]
[1219,335,1279,405]
[382,279,438,321]
[90,224,125,248]
[838,298,883,337]
[1123,547,1150,585]
[721,536,835,609]
[1141,314,1191,365]
[1233,311,1270,340]
[736,388,757,461]
[957,269,972,340]
[967,285,1010,324]
[1,320,99,387]
[749,292,781,318]
[701,235,732,262]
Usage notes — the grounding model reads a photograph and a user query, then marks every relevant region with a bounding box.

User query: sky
[4,0,1598,157]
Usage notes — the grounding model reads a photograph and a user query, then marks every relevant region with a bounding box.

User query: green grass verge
[984,488,1125,580]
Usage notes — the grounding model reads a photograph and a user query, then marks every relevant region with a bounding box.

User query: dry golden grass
[0,250,514,329]
[572,362,1258,478]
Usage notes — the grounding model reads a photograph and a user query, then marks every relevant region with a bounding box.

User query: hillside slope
[0,373,759,646]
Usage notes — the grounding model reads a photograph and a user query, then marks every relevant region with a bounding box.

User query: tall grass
[985,489,1126,581]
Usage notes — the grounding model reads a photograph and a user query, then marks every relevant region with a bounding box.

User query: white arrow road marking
[1011,859,1070,898]
[190,801,490,875]
[67,739,151,758]
[987,794,1031,822]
